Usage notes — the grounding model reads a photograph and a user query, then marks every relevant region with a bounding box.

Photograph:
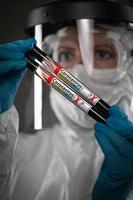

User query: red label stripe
[47,74,55,84]
[54,65,62,74]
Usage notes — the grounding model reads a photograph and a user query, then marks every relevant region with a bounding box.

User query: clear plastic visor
[77,19,118,74]
[48,19,120,74]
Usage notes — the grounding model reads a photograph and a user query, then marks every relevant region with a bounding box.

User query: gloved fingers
[95,122,133,160]
[12,38,36,52]
[95,124,119,161]
[109,105,128,119]
[95,123,125,152]
[0,69,26,112]
[0,38,36,59]
[107,117,133,141]
[0,60,27,74]
[0,48,26,60]
[2,68,26,90]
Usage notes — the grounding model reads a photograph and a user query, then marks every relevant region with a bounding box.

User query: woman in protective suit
[0,0,133,199]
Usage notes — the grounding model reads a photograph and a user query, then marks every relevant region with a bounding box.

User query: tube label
[47,74,92,114]
[54,66,100,105]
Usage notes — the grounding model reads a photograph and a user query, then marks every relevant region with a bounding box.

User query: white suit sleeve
[0,106,19,200]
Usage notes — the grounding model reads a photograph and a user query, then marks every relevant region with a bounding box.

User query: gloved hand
[92,105,133,200]
[0,38,36,112]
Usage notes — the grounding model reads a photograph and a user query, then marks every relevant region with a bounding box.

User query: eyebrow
[94,43,114,48]
[58,41,79,50]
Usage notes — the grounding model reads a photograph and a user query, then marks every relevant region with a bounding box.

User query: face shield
[42,19,133,84]
[25,0,133,129]
[77,19,133,82]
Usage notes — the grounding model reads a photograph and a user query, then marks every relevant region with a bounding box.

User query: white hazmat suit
[0,25,133,200]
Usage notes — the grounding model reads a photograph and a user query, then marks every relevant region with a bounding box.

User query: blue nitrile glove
[92,105,133,200]
[0,38,36,112]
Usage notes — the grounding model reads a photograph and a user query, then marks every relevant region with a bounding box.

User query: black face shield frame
[25,0,133,36]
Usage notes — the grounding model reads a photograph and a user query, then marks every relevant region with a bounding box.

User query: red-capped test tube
[25,56,106,123]
[30,45,110,119]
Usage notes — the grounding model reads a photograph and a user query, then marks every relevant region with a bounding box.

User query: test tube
[26,56,107,124]
[30,45,110,118]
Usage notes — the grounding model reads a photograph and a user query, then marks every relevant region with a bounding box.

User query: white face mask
[50,64,133,129]
[89,68,126,83]
[50,88,95,129]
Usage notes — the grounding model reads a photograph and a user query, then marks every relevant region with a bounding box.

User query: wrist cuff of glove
[92,178,132,200]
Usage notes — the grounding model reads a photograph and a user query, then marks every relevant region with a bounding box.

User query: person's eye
[95,50,113,60]
[58,51,74,62]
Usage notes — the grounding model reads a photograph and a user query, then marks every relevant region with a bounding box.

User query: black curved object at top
[26,1,133,29]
